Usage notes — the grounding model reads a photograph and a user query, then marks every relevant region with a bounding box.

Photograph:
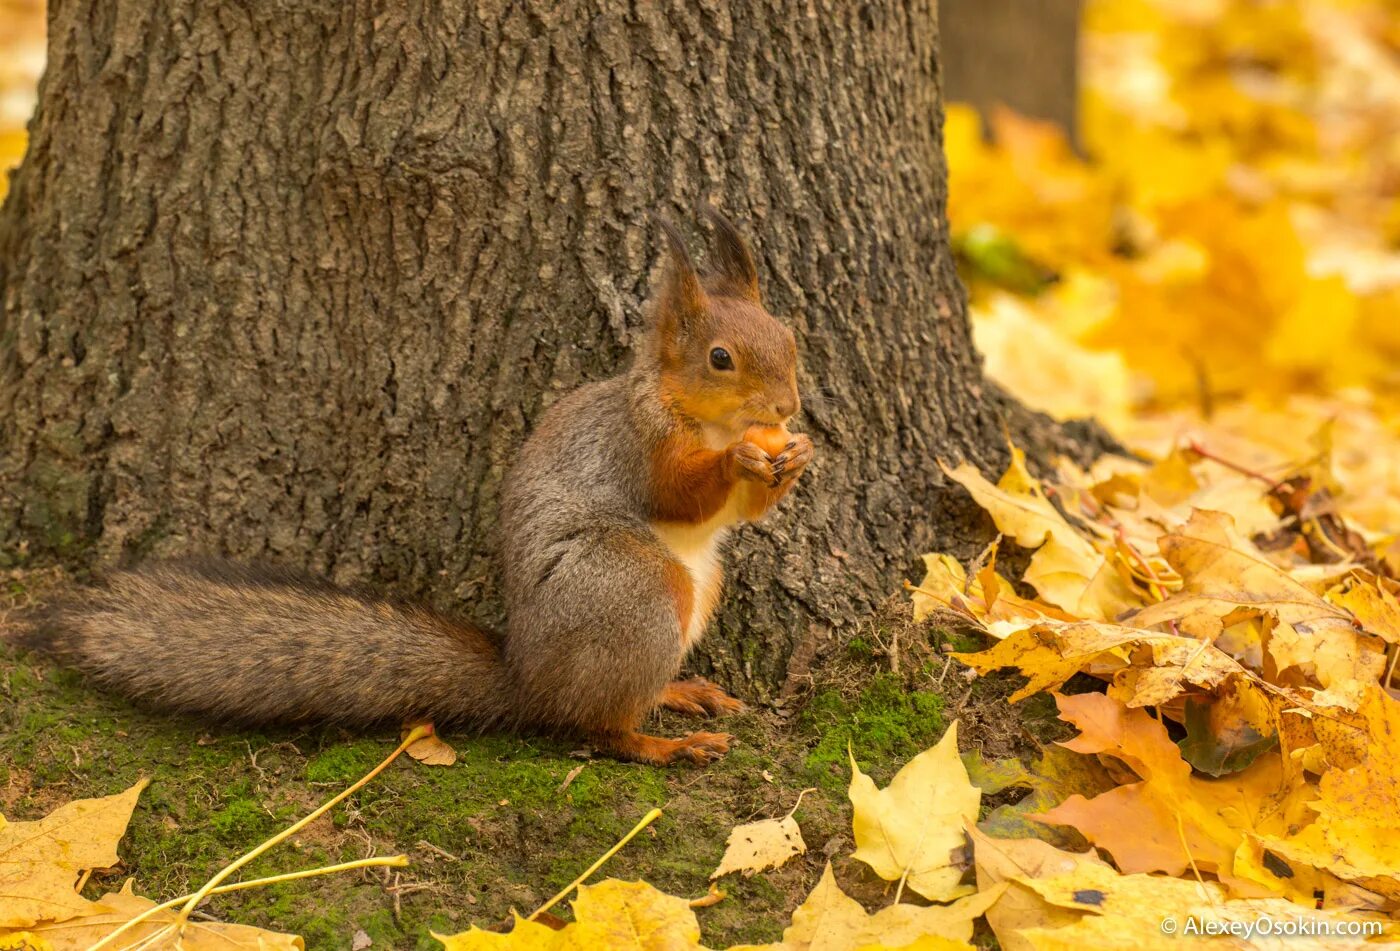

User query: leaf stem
[527,807,663,921]
[93,856,410,951]
[169,726,429,927]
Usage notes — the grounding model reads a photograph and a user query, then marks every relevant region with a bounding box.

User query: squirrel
[24,208,814,766]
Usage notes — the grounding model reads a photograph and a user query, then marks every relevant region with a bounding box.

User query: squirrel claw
[729,440,776,484]
[674,731,732,764]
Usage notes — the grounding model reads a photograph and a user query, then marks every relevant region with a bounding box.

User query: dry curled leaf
[402,721,458,767]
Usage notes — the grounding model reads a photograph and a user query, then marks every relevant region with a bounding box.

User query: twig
[784,788,817,820]
[1187,440,1282,490]
[893,866,912,905]
[416,840,461,863]
[170,726,430,926]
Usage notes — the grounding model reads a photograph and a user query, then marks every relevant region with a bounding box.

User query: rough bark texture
[0,0,1078,697]
[940,0,1081,145]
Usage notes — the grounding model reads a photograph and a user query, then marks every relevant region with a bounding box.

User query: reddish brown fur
[646,429,738,523]
[660,558,695,642]
[658,677,745,717]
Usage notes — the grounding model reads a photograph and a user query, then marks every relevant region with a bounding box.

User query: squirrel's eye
[709,347,734,371]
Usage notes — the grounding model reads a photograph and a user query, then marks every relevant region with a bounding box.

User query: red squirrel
[31,209,814,765]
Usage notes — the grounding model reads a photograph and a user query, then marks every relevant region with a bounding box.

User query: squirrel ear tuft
[701,205,760,302]
[654,217,706,336]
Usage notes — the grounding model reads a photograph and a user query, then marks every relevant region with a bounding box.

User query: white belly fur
[651,492,745,647]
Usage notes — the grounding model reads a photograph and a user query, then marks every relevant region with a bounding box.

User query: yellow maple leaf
[436,881,698,951]
[1303,687,1400,883]
[969,828,1107,951]
[848,723,980,902]
[1128,510,1386,706]
[1012,863,1393,950]
[1326,573,1400,645]
[0,879,303,950]
[434,915,591,950]
[910,548,1076,628]
[954,618,1253,706]
[738,863,995,951]
[570,881,701,950]
[0,778,148,929]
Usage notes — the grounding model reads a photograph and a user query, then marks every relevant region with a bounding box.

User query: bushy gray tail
[26,559,511,727]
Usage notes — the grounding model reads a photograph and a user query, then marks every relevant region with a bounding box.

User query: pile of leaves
[909,431,1400,945]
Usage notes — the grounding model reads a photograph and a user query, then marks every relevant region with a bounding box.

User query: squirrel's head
[647,208,800,433]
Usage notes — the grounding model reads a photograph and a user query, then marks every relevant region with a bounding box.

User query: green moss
[209,790,275,843]
[304,742,382,784]
[799,673,948,788]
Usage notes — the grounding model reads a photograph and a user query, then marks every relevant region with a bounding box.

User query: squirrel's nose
[773,395,798,419]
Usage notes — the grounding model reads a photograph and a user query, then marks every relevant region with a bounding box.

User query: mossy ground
[0,569,1063,950]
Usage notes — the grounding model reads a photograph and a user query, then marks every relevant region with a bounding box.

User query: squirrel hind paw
[592,729,732,766]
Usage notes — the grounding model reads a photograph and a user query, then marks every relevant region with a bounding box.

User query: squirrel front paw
[768,433,814,488]
[727,439,776,484]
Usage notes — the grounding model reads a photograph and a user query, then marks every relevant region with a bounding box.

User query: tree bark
[0,0,1087,697]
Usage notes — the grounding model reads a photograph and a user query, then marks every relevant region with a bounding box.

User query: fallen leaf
[848,723,980,901]
[0,779,148,929]
[759,863,996,951]
[940,450,1107,612]
[1012,862,1392,950]
[0,880,303,950]
[710,814,806,880]
[1327,573,1400,645]
[1176,686,1278,777]
[402,721,457,767]
[1129,511,1386,706]
[435,914,590,950]
[571,880,702,950]
[1033,692,1314,895]
[437,880,702,950]
[1304,687,1400,882]
[969,828,1106,951]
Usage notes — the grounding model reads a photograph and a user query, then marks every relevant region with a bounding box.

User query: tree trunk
[0,0,1089,697]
